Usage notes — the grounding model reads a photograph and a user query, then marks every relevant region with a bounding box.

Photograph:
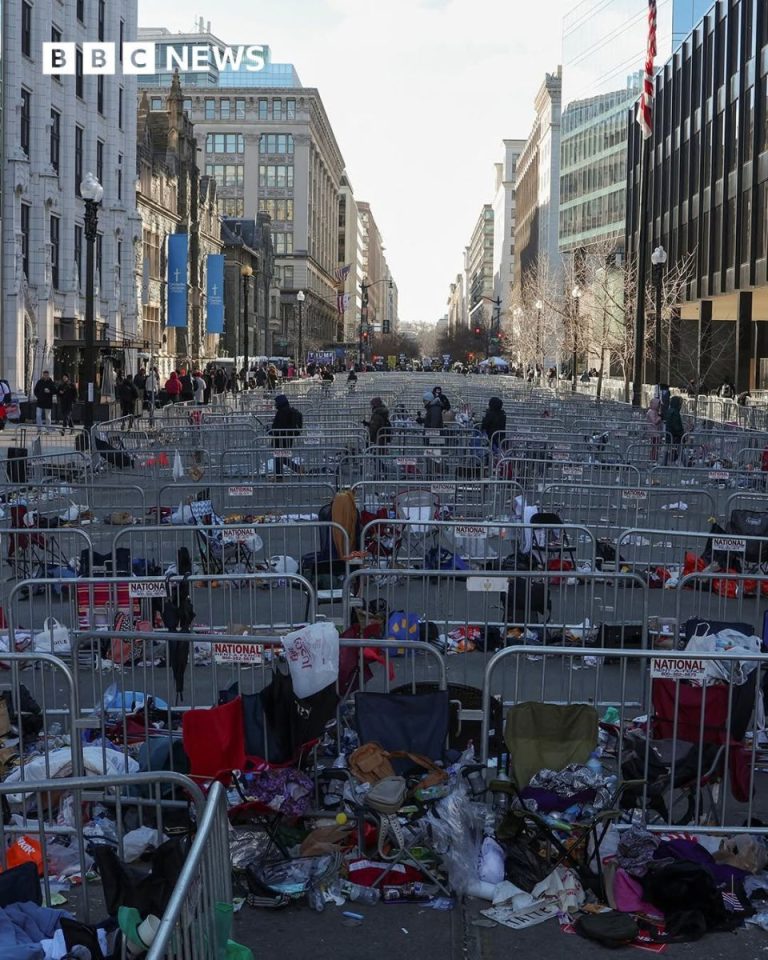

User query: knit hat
[275,394,289,408]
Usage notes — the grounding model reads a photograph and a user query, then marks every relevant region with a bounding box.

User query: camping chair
[190,499,260,575]
[338,689,455,893]
[393,489,440,565]
[6,504,70,583]
[526,511,577,572]
[494,702,636,897]
[299,491,360,618]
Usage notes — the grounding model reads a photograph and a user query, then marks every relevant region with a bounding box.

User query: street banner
[206,254,225,334]
[167,233,188,327]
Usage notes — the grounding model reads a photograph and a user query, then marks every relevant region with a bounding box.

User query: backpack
[575,911,639,948]
[290,407,303,431]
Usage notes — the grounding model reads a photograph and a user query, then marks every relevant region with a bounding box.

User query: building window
[118,87,124,129]
[75,124,83,196]
[204,164,244,187]
[220,99,230,119]
[74,225,83,290]
[97,75,105,115]
[205,133,244,154]
[96,139,104,185]
[20,203,30,279]
[98,0,105,41]
[20,88,31,155]
[76,0,84,23]
[283,265,294,288]
[286,98,296,119]
[75,48,84,98]
[258,98,268,120]
[50,215,60,289]
[50,109,61,172]
[183,98,191,114]
[259,134,294,154]
[258,164,294,188]
[259,198,294,221]
[21,1,32,57]
[117,153,123,200]
[235,98,245,119]
[150,97,162,111]
[218,197,244,217]
[205,99,216,120]
[119,20,124,59]
[272,99,282,121]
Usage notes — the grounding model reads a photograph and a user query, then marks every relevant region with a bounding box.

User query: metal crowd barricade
[14,450,93,486]
[351,478,525,522]
[540,483,717,542]
[147,781,231,960]
[0,481,146,527]
[220,441,350,481]
[495,456,641,492]
[0,525,93,603]
[156,480,336,521]
[0,772,210,925]
[648,463,764,492]
[480,644,768,834]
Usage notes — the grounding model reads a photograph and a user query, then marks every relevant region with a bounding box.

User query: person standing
[213,368,226,402]
[267,364,278,391]
[117,375,138,428]
[645,397,663,461]
[193,371,206,405]
[179,369,194,403]
[663,395,685,464]
[480,397,506,447]
[133,368,147,417]
[56,374,77,434]
[33,371,55,430]
[270,394,302,478]
[165,371,182,404]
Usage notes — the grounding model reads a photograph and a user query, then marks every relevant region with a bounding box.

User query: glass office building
[559,0,712,252]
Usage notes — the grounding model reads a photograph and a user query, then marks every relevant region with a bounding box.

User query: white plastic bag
[282,622,340,699]
[33,618,71,654]
[172,450,184,482]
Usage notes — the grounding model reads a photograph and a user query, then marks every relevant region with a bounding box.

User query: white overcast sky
[137,0,570,326]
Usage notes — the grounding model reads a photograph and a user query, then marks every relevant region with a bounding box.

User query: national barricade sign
[129,580,166,599]
[650,656,707,681]
[213,641,264,665]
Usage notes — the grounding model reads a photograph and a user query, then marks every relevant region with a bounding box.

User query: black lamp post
[241,264,252,388]
[651,245,667,387]
[296,289,305,372]
[79,172,103,431]
[571,285,581,392]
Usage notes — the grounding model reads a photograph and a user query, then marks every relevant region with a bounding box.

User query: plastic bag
[421,777,486,896]
[172,450,184,482]
[32,618,71,654]
[281,622,339,699]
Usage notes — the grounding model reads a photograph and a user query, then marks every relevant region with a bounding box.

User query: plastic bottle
[341,880,380,905]
[586,751,603,776]
[307,883,326,912]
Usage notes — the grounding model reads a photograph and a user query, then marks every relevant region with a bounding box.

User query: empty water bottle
[341,880,380,905]
[307,883,326,912]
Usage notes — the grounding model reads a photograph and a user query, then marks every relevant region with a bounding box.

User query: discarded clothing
[616,824,660,878]
[0,901,69,960]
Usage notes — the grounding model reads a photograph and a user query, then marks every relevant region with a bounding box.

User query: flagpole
[631,135,651,408]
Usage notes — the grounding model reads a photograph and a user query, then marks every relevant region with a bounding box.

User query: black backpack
[575,911,639,948]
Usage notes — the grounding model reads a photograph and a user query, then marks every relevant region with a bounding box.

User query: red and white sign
[213,641,263,665]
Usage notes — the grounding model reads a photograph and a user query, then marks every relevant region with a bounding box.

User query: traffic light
[362,331,369,341]
[474,326,482,337]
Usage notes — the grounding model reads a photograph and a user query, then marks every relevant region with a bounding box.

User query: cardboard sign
[650,656,707,681]
[467,576,507,593]
[712,536,747,554]
[621,489,649,502]
[213,641,264,665]
[129,580,167,599]
[228,485,253,497]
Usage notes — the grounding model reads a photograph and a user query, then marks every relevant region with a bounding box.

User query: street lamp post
[80,172,104,432]
[651,245,667,387]
[241,264,252,388]
[571,286,581,393]
[535,300,543,375]
[296,290,305,373]
[359,277,392,367]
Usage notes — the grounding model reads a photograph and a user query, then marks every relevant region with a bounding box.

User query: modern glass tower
[559,0,713,253]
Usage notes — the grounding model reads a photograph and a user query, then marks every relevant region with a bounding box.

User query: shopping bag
[32,617,71,654]
[281,622,340,699]
[172,450,184,482]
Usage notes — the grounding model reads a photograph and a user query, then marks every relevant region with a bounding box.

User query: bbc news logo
[42,42,266,75]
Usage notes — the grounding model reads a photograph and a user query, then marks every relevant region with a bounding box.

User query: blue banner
[167,233,188,328]
[206,254,225,334]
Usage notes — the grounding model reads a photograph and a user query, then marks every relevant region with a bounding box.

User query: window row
[219,197,245,217]
[258,164,294,189]
[259,134,294,155]
[258,198,294,221]
[258,98,296,121]
[205,133,245,154]
[273,232,294,255]
[205,163,244,187]
[20,207,104,292]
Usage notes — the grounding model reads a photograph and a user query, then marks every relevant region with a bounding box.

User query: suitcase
[6,432,28,484]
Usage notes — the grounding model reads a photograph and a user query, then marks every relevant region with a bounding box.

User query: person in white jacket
[193,372,206,405]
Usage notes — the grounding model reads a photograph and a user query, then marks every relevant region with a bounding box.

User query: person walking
[480,396,506,449]
[267,364,278,391]
[56,374,77,434]
[645,396,663,461]
[117,375,138,428]
[33,371,55,430]
[364,396,391,478]
[179,370,194,403]
[270,394,302,479]
[133,368,147,417]
[213,367,226,403]
[165,371,182,404]
[193,371,206,405]
[663,394,685,464]
[420,389,445,429]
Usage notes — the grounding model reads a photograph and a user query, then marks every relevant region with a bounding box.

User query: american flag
[334,264,351,283]
[337,292,350,314]
[636,0,657,140]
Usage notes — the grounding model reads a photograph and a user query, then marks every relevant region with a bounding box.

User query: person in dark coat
[117,375,138,427]
[56,375,77,434]
[34,371,55,429]
[364,397,391,447]
[481,396,506,445]
[270,394,302,477]
[179,371,194,402]
[432,385,450,412]
[664,394,685,463]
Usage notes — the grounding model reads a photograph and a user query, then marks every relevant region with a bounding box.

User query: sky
[137,0,570,327]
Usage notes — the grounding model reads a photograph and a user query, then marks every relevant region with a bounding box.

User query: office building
[358,202,386,332]
[466,205,495,331]
[337,176,363,344]
[135,78,222,375]
[515,68,562,296]
[2,0,140,392]
[626,0,768,391]
[492,140,525,323]
[560,0,712,254]
[446,274,466,334]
